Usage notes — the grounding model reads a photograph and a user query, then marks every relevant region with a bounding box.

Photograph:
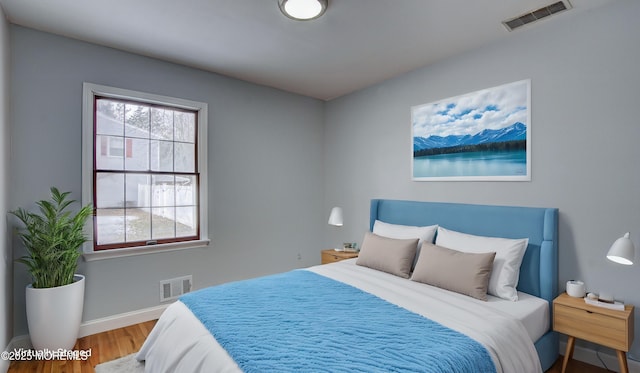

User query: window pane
[176,206,197,237]
[176,175,197,205]
[90,89,203,251]
[96,135,124,170]
[152,175,175,207]
[125,104,150,138]
[152,207,175,239]
[174,143,195,172]
[96,99,124,136]
[125,174,151,207]
[125,207,151,242]
[96,209,125,245]
[151,108,173,140]
[174,111,195,143]
[96,173,124,208]
[124,138,150,171]
[150,140,174,172]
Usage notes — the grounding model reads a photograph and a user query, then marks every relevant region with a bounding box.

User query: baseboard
[0,357,8,373]
[3,303,170,358]
[560,340,640,373]
[1,334,31,373]
[78,303,169,338]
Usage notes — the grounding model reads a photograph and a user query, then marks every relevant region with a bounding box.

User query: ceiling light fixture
[278,0,328,21]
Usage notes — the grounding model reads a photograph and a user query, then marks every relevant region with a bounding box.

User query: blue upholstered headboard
[369,199,559,304]
[369,199,559,370]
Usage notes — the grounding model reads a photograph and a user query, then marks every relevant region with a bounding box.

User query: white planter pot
[25,274,85,351]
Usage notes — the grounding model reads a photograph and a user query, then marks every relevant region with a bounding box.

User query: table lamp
[607,232,635,265]
[328,207,343,251]
[597,232,635,303]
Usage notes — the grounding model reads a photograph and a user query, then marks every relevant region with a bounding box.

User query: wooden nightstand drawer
[321,249,358,264]
[554,292,635,373]
[554,302,631,351]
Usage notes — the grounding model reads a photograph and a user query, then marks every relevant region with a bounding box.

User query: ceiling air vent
[502,1,572,31]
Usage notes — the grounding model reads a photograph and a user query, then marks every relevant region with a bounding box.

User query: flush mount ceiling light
[279,0,328,21]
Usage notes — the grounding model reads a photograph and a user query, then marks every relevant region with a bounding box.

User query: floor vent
[159,275,193,302]
[502,1,572,31]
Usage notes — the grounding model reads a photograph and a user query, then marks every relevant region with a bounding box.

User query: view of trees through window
[94,97,199,250]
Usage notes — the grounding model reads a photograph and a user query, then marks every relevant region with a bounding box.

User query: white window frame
[82,82,209,261]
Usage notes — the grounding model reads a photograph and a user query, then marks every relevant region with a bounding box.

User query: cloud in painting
[412,80,529,139]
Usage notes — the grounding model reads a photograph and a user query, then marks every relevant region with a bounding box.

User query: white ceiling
[0,0,614,100]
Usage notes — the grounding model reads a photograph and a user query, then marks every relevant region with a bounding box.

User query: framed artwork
[411,79,531,181]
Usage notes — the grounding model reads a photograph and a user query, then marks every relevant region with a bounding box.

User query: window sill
[82,239,210,262]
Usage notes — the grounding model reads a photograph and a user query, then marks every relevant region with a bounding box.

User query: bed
[137,199,559,372]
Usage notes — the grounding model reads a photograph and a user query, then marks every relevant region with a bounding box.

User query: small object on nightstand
[598,291,614,303]
[342,242,358,252]
[565,280,585,298]
[584,296,625,311]
[321,249,359,264]
[553,292,634,373]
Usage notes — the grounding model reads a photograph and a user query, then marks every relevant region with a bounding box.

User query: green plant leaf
[10,187,92,288]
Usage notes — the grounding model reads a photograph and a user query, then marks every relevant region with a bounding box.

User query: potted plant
[11,187,92,350]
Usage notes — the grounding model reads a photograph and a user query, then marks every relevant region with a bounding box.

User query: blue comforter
[180,270,496,373]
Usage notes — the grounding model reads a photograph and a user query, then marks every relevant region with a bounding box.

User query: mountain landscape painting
[412,80,531,181]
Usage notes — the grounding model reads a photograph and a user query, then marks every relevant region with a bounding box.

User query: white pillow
[373,220,438,268]
[372,220,437,247]
[435,227,528,301]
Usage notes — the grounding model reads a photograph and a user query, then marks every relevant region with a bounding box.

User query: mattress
[325,259,549,343]
[138,260,544,373]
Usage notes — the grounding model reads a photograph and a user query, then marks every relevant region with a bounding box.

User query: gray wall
[6,0,640,364]
[1,3,12,363]
[325,0,640,359]
[9,26,325,336]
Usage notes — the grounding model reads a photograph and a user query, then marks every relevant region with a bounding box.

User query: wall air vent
[159,275,193,302]
[502,1,572,31]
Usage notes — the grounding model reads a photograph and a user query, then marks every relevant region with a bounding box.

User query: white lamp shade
[279,0,327,21]
[328,207,343,226]
[607,232,635,265]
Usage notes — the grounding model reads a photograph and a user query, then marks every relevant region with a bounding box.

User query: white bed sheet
[316,259,549,342]
[484,286,549,343]
[138,260,544,373]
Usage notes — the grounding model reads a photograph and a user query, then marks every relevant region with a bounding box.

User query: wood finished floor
[7,320,156,373]
[7,320,612,372]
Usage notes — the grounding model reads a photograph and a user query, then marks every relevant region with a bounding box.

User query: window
[82,83,208,259]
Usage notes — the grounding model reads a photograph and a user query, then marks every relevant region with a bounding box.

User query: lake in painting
[413,150,527,178]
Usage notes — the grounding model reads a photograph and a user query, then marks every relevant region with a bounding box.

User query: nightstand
[321,249,359,264]
[553,292,635,373]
